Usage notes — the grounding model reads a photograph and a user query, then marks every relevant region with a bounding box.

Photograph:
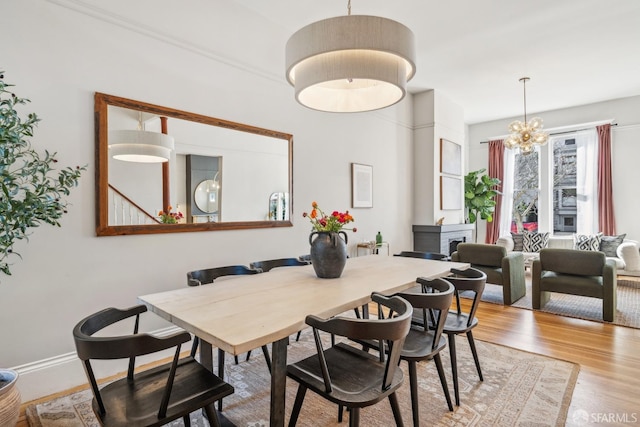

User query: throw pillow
[599,234,626,257]
[523,231,549,253]
[511,232,524,252]
[573,233,603,251]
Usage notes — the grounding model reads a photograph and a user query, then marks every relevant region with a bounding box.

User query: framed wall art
[351,163,373,208]
[440,176,462,210]
[440,138,462,176]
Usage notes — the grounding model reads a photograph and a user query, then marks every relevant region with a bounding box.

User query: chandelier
[285,0,416,113]
[504,77,548,155]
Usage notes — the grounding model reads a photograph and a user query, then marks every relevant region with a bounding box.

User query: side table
[356,241,390,256]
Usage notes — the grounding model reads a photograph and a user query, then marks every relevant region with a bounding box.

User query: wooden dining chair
[287,293,413,427]
[443,267,487,406]
[72,305,234,427]
[187,264,269,411]
[355,278,455,425]
[249,257,310,272]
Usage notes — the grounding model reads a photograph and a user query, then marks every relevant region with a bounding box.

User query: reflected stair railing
[108,184,161,225]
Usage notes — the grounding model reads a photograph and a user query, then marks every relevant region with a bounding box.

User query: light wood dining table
[138,254,469,427]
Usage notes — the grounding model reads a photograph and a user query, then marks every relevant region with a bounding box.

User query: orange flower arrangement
[303,201,356,233]
[158,206,184,224]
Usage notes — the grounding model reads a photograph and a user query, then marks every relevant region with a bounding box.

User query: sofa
[451,243,526,305]
[532,248,617,321]
[497,234,640,276]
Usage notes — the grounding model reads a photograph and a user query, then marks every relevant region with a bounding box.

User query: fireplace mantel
[412,224,475,255]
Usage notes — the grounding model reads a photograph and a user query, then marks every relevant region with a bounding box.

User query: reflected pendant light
[504,77,549,155]
[285,0,416,113]
[109,130,174,163]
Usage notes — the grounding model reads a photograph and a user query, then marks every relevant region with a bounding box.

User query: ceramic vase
[309,231,348,278]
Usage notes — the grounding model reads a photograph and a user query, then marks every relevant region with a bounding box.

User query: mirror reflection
[194,177,220,215]
[95,93,293,236]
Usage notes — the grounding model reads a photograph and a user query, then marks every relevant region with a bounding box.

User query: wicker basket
[0,369,21,427]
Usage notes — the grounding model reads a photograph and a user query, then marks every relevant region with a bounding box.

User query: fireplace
[412,224,475,255]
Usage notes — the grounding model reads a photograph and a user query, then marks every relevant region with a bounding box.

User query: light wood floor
[17,295,640,426]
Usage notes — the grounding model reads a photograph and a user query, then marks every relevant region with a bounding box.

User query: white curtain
[575,128,598,234]
[499,147,516,237]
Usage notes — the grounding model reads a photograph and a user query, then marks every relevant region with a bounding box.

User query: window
[503,129,598,236]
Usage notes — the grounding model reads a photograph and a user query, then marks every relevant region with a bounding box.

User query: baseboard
[13,326,188,402]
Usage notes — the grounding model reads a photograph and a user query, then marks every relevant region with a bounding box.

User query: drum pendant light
[285,1,416,113]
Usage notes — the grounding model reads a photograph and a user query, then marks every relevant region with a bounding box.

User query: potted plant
[0,72,85,425]
[464,169,500,242]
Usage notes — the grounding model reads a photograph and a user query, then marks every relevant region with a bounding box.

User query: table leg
[270,337,289,427]
[198,340,236,426]
[200,340,213,372]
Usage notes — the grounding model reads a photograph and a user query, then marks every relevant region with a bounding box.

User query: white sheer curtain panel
[499,147,516,237]
[575,128,598,234]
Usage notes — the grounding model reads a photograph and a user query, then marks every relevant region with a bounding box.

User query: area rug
[476,276,640,328]
[27,329,579,427]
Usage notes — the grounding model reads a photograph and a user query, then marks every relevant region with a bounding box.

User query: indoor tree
[464,169,500,242]
[0,72,85,277]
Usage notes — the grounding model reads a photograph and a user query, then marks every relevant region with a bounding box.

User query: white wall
[467,96,640,243]
[0,0,415,400]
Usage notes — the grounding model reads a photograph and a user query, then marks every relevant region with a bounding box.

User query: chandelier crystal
[504,77,548,155]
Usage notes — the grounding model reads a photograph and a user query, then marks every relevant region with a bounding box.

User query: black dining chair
[72,305,234,427]
[249,257,310,272]
[287,293,413,427]
[187,264,269,411]
[394,250,450,261]
[354,277,455,425]
[443,267,487,406]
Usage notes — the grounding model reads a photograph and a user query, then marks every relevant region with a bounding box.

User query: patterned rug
[477,276,640,327]
[27,329,579,427]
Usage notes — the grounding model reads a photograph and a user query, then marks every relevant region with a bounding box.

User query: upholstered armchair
[532,248,617,322]
[450,243,526,305]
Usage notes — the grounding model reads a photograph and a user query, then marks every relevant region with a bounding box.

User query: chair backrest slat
[250,257,310,272]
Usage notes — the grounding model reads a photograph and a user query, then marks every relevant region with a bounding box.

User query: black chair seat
[443,314,479,334]
[287,342,403,408]
[399,330,447,361]
[96,357,233,427]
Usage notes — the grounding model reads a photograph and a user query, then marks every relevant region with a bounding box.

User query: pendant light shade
[109,130,175,163]
[285,15,416,113]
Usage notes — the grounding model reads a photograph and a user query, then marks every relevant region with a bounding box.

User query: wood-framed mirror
[95,93,293,236]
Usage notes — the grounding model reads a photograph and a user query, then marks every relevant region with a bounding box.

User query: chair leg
[348,407,360,427]
[204,404,221,427]
[234,354,240,364]
[261,345,272,373]
[295,330,302,341]
[408,361,420,427]
[389,392,404,427]
[434,353,454,411]
[466,331,483,381]
[217,349,225,412]
[183,414,191,427]
[447,333,460,406]
[245,350,252,362]
[288,385,307,427]
[338,405,344,423]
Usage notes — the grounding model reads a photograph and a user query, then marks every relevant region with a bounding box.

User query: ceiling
[68,0,640,124]
[232,0,640,124]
